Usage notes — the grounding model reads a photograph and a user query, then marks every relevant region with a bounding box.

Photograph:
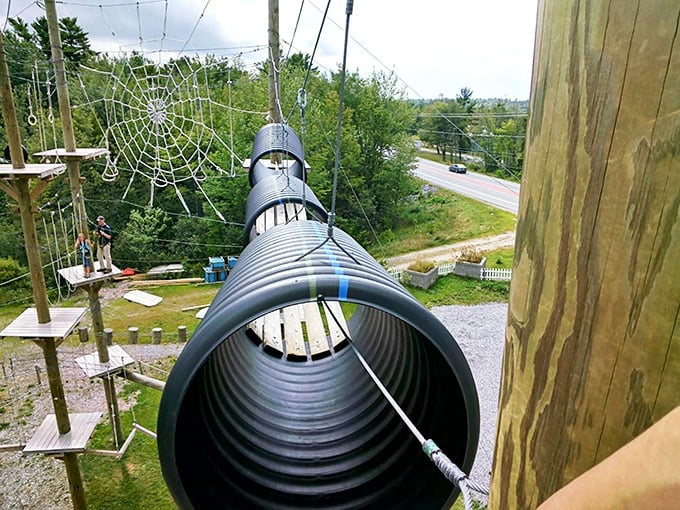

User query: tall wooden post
[44,0,122,446]
[0,32,88,510]
[268,0,281,124]
[489,1,680,508]
[44,0,87,235]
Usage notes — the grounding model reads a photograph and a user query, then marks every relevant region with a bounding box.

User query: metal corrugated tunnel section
[243,173,327,246]
[157,124,480,510]
[248,123,306,186]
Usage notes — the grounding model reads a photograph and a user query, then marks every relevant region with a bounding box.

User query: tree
[30,16,95,68]
[116,207,171,270]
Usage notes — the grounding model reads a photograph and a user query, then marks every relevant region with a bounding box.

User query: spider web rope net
[71,0,268,221]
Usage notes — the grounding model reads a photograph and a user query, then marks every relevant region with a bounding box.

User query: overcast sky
[5,0,539,100]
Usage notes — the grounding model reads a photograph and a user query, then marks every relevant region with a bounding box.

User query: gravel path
[432,302,508,501]
[0,305,507,509]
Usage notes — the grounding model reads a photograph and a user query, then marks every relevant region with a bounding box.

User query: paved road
[413,158,521,214]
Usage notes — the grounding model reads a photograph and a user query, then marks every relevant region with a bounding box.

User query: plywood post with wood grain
[489,1,680,508]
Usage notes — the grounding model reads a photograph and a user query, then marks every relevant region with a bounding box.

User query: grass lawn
[367,187,516,259]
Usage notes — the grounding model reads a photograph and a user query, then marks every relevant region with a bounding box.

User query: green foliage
[367,187,516,258]
[486,247,515,269]
[82,384,175,509]
[0,257,31,305]
[116,207,171,271]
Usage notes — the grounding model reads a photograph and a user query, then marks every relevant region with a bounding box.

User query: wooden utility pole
[44,0,84,231]
[489,1,680,508]
[0,32,88,510]
[43,0,122,445]
[268,0,281,124]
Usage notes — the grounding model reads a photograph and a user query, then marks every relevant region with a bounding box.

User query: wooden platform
[33,147,108,162]
[0,307,87,340]
[255,203,307,235]
[57,262,122,287]
[0,163,66,179]
[246,197,349,360]
[23,412,102,455]
[75,345,135,379]
[247,300,349,360]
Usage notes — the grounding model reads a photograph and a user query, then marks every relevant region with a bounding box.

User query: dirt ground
[384,231,516,270]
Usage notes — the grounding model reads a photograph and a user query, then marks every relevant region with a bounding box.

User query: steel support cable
[284,0,332,122]
[328,0,354,239]
[320,295,490,510]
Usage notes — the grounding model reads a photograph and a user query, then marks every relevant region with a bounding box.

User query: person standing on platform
[74,233,93,278]
[95,215,113,273]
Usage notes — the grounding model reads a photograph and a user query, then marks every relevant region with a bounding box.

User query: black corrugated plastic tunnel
[158,221,480,509]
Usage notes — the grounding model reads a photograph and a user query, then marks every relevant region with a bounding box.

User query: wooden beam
[490,1,680,507]
[262,310,283,357]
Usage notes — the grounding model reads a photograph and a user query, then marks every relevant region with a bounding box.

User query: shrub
[0,257,31,304]
[457,246,485,263]
[407,259,435,273]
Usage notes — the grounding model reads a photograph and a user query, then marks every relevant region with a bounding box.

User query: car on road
[448,163,467,174]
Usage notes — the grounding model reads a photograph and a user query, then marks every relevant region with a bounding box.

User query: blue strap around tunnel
[310,221,349,300]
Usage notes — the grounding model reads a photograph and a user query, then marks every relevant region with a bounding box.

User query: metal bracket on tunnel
[294,231,360,265]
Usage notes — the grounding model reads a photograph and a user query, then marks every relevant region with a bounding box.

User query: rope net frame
[65,0,269,221]
[81,56,240,220]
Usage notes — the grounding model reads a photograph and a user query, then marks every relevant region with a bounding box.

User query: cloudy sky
[5,0,539,100]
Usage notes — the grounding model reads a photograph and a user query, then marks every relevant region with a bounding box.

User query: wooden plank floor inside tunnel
[246,200,349,360]
[247,301,349,361]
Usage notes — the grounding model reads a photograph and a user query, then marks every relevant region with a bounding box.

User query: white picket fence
[389,264,512,282]
[481,267,512,281]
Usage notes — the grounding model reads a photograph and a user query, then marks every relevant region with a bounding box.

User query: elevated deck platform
[75,344,135,379]
[0,307,87,340]
[33,147,108,162]
[23,412,102,455]
[0,163,66,179]
[57,262,122,287]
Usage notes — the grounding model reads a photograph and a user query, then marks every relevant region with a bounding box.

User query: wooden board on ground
[146,264,184,278]
[195,307,209,319]
[23,412,102,455]
[123,290,163,307]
